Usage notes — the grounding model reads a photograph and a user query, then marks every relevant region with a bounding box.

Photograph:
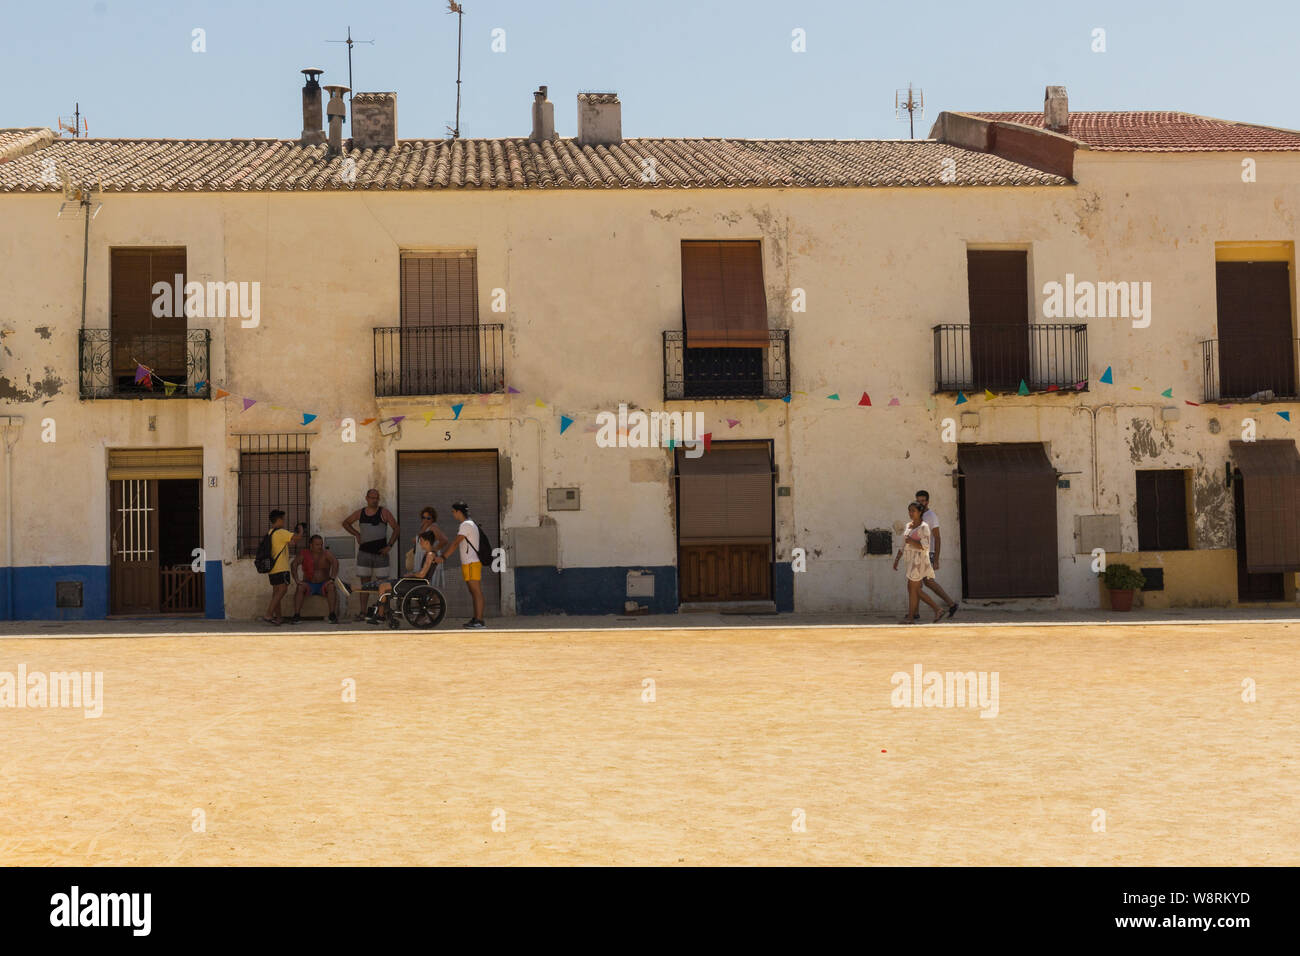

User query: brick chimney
[530,86,555,142]
[300,69,325,146]
[324,84,349,154]
[577,92,621,146]
[1044,86,1069,133]
[352,93,397,150]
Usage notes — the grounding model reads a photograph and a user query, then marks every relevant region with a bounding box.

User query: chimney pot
[1044,85,1069,133]
[576,92,621,147]
[530,85,555,143]
[300,68,326,147]
[324,84,350,154]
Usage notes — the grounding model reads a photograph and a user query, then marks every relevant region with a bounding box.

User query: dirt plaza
[0,619,1295,866]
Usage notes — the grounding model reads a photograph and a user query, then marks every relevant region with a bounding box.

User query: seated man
[290,534,340,624]
[366,531,438,626]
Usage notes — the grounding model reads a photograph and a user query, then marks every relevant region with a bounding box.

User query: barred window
[237,434,312,557]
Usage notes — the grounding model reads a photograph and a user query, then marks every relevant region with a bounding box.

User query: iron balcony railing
[1201,337,1300,403]
[373,324,506,396]
[663,330,791,400]
[79,329,211,399]
[933,323,1089,393]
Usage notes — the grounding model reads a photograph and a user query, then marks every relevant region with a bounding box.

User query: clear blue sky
[3,0,1296,140]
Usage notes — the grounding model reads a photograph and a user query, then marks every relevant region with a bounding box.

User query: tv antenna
[446,1,464,139]
[57,169,103,220]
[326,26,374,109]
[57,103,88,138]
[895,84,925,139]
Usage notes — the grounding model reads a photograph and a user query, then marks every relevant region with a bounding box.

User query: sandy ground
[0,622,1295,866]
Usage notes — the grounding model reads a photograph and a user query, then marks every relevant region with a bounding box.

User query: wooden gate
[110,479,160,614]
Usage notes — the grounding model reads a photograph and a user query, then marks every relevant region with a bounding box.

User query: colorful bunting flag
[984,389,995,401]
[422,411,436,425]
[781,394,792,403]
[827,393,840,400]
[1279,411,1292,422]
[955,392,968,405]
[1074,382,1086,390]
[390,415,406,424]
[134,364,150,384]
[559,415,574,434]
[507,386,521,394]
[1184,400,1200,407]
[1099,366,1114,384]
[215,388,230,399]
[858,393,871,406]
[359,418,376,425]
[702,432,712,452]
[1017,380,1030,396]
[534,398,547,408]
[242,398,256,411]
[164,384,177,396]
[194,380,206,393]
[451,402,464,420]
[1047,384,1059,392]
[1161,387,1173,398]
[726,419,740,428]
[1130,386,1142,391]
[888,397,900,406]
[301,413,317,426]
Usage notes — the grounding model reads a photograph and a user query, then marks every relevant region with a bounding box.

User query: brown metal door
[967,250,1030,391]
[1216,261,1294,399]
[110,478,160,613]
[958,443,1058,598]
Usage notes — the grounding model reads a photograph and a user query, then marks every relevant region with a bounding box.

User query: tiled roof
[969,111,1300,151]
[0,127,55,162]
[0,133,1069,192]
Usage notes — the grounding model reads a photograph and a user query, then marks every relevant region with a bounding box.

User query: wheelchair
[365,566,448,630]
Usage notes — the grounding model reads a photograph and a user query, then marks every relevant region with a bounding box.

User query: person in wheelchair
[365,530,438,627]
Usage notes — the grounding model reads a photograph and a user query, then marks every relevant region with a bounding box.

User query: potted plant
[1101,563,1146,611]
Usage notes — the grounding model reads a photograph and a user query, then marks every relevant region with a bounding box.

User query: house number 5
[444,431,451,441]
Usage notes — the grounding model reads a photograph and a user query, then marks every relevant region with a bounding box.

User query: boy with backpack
[256,511,302,625]
[434,500,490,628]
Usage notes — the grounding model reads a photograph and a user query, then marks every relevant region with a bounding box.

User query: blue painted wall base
[0,563,225,620]
[514,566,678,615]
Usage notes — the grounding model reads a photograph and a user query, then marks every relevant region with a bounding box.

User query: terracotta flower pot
[1108,588,1135,612]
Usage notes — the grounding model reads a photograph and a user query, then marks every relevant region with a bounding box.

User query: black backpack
[467,521,493,565]
[254,531,287,574]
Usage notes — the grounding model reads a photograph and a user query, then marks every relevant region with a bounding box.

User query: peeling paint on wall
[1193,458,1233,549]
[34,326,51,340]
[1127,417,1171,463]
[0,367,62,402]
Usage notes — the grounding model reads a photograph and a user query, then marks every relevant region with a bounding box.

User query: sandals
[259,616,281,626]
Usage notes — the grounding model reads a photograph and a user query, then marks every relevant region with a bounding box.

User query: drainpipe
[1071,402,1160,512]
[80,204,90,331]
[0,418,21,620]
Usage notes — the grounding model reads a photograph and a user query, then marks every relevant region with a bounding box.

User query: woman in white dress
[893,502,945,624]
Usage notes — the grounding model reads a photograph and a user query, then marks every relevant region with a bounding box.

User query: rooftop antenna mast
[895,84,925,139]
[447,0,464,138]
[57,102,87,138]
[326,26,374,109]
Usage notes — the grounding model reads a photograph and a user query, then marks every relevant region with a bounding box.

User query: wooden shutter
[676,443,772,543]
[107,447,203,480]
[396,451,500,618]
[1229,439,1300,572]
[958,443,1058,598]
[1216,262,1294,399]
[400,253,481,393]
[967,250,1030,390]
[111,248,187,383]
[1136,470,1189,551]
[681,241,768,348]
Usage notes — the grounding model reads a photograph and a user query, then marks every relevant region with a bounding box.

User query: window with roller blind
[680,241,769,348]
[110,247,187,389]
[399,252,482,393]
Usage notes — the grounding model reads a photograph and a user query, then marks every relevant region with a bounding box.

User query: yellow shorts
[461,561,482,582]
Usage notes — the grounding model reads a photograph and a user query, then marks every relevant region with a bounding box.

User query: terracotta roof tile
[0,132,1069,192]
[969,111,1300,151]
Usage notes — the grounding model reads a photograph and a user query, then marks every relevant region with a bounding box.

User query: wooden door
[1234,471,1285,601]
[1216,261,1294,399]
[110,478,160,614]
[967,250,1030,391]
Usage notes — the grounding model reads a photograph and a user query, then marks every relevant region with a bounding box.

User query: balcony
[373,324,506,397]
[663,330,790,401]
[933,323,1089,393]
[79,329,211,399]
[1201,337,1300,403]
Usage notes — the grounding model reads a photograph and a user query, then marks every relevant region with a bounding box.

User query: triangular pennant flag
[134,364,150,384]
[534,398,547,408]
[955,392,968,405]
[726,418,740,428]
[666,438,676,449]
[1279,411,1292,422]
[1161,388,1173,398]
[795,391,807,396]
[827,393,840,400]
[1017,379,1030,396]
[242,398,256,411]
[1047,384,1059,392]
[1074,382,1086,390]
[781,394,792,403]
[301,413,317,426]
[984,389,995,401]
[451,403,464,420]
[215,388,230,399]
[1130,386,1142,391]
[164,383,177,396]
[858,392,871,406]
[702,432,712,452]
[507,386,521,394]
[559,415,574,434]
[422,410,436,425]
[1100,366,1113,384]
[359,417,376,425]
[888,397,900,406]
[1184,400,1200,407]
[390,415,406,424]
[194,380,206,393]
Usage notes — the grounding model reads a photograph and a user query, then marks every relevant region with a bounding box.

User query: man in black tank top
[343,489,400,618]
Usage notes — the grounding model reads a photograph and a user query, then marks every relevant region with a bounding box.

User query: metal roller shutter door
[676,443,773,543]
[107,447,203,480]
[1229,439,1300,572]
[397,451,500,620]
[958,443,1058,598]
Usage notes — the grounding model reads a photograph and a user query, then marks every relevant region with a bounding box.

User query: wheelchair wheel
[402,586,447,629]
